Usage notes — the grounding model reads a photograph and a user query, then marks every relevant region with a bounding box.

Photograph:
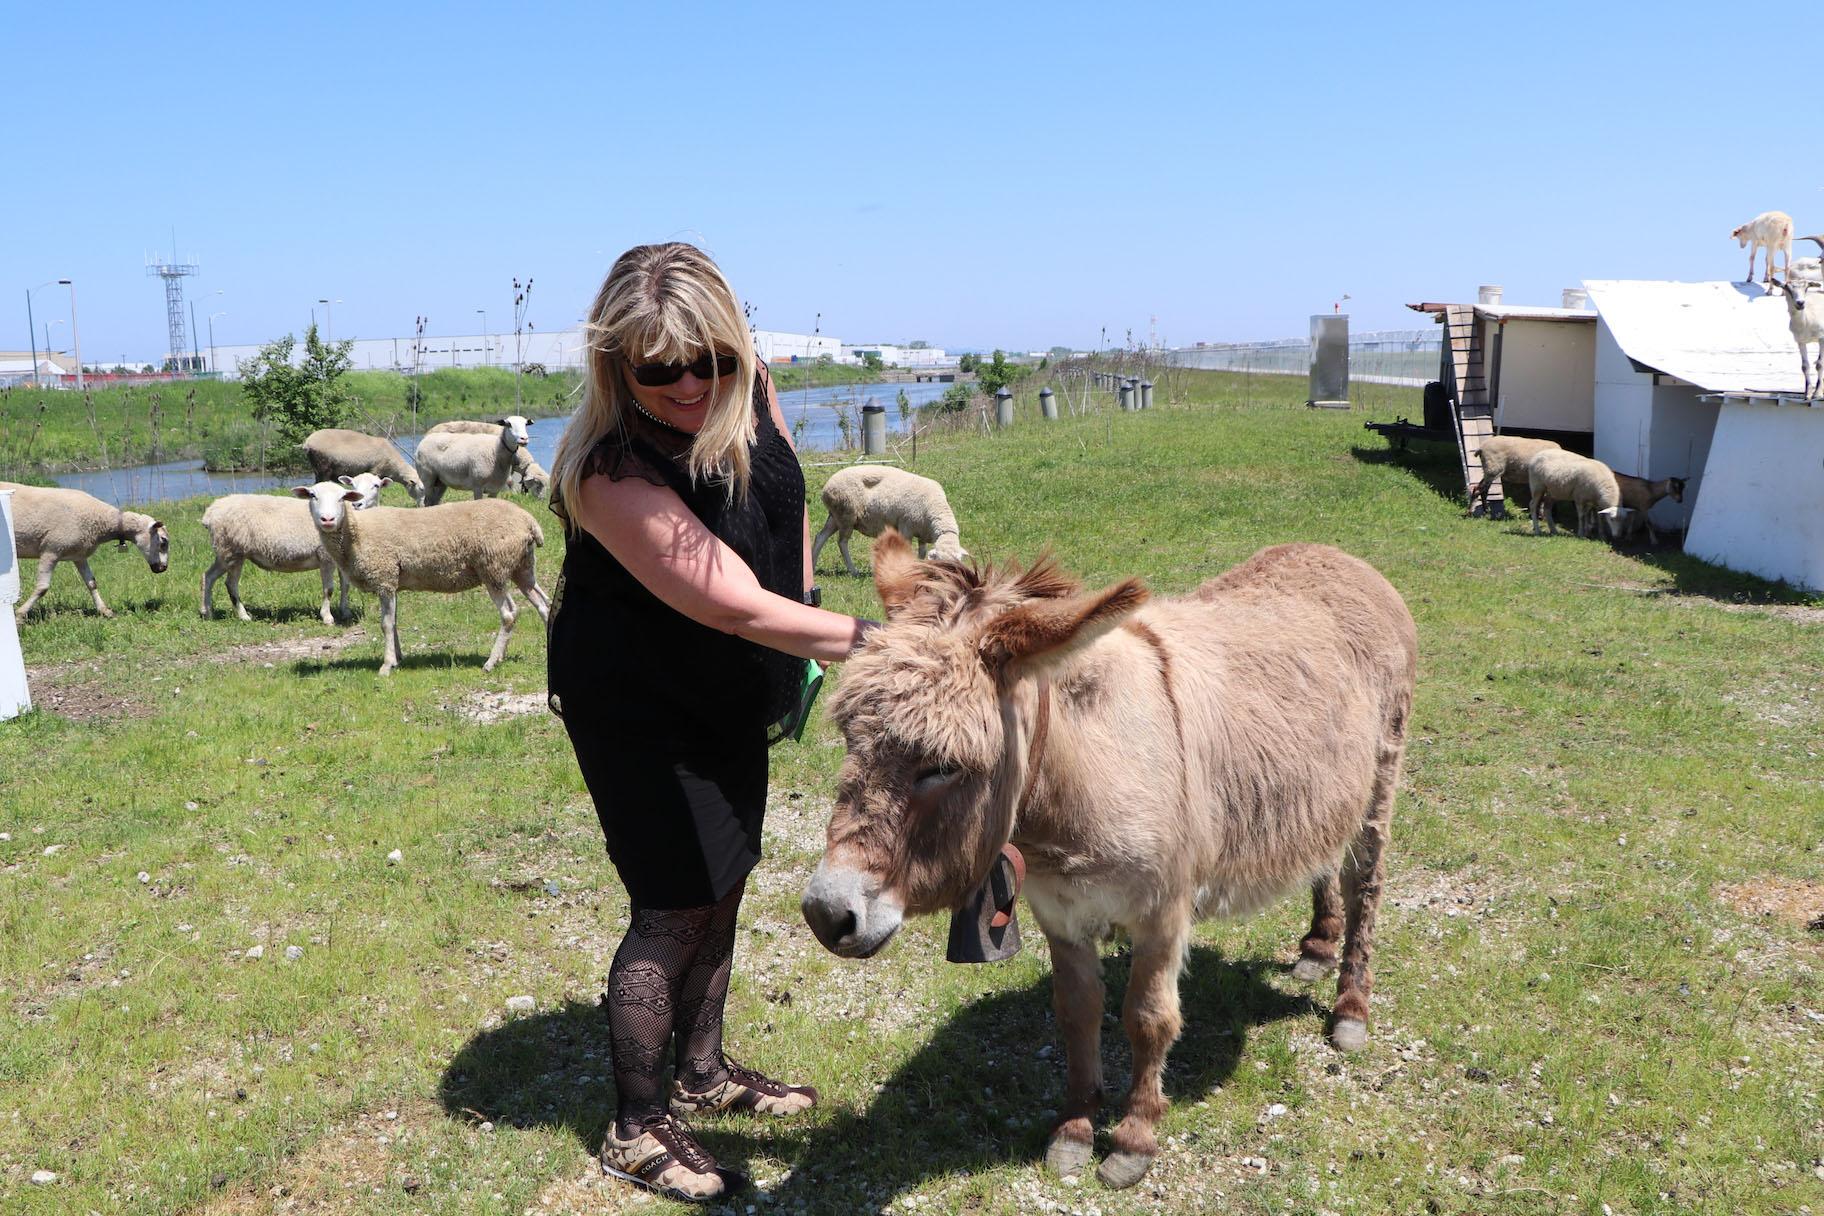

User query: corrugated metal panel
[1583,280,1805,394]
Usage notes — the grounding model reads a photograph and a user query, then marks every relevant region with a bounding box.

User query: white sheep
[812,464,968,576]
[1468,435,1562,515]
[1769,277,1824,400]
[1525,450,1633,540]
[293,481,550,674]
[303,429,427,504]
[1,482,169,620]
[200,473,387,625]
[1732,210,1793,283]
[424,419,547,496]
[1610,471,1687,545]
[414,415,532,504]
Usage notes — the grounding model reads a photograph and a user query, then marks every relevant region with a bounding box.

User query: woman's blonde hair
[551,243,758,525]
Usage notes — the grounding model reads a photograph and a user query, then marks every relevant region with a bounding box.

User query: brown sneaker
[672,1057,819,1117]
[599,1114,726,1203]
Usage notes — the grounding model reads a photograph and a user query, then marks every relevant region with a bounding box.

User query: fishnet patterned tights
[606,883,742,1137]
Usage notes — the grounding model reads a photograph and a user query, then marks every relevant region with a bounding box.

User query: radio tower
[147,250,200,371]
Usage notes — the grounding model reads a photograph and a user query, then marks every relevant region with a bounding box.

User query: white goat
[1769,277,1823,400]
[1732,211,1793,283]
[812,464,967,576]
[1,483,169,619]
[1789,235,1824,285]
[294,481,550,674]
[200,473,386,625]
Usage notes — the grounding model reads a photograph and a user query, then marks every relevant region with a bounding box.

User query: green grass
[2,384,1820,1214]
[0,367,580,477]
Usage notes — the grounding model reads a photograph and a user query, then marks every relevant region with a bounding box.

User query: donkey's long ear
[977,578,1149,676]
[873,528,925,619]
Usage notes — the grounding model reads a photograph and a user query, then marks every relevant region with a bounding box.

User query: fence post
[1039,387,1057,420]
[861,401,886,455]
[994,388,1014,428]
[1119,378,1135,411]
[1139,380,1154,410]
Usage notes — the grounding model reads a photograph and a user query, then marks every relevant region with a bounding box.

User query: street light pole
[476,310,487,367]
[58,279,83,391]
[317,299,333,344]
[45,320,64,366]
[208,311,227,375]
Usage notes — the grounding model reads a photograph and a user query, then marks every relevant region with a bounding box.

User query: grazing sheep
[1468,435,1562,515]
[303,429,427,505]
[812,464,968,576]
[1610,471,1687,545]
[1525,450,1633,540]
[1732,211,1793,283]
[424,420,547,496]
[414,415,532,504]
[293,481,550,674]
[200,473,387,625]
[1769,277,1823,400]
[1,482,169,620]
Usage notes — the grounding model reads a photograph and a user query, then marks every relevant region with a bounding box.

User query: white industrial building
[844,343,953,368]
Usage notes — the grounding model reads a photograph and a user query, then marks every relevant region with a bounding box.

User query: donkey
[801,531,1417,1190]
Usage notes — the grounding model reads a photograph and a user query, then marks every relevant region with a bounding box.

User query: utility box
[1308,315,1350,407]
[0,489,33,720]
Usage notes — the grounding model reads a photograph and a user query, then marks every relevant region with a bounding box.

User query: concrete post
[861,401,887,455]
[1038,387,1057,420]
[1119,378,1135,411]
[0,489,33,720]
[1140,380,1154,410]
[994,388,1014,428]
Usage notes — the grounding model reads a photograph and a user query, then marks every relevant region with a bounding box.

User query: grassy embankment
[0,367,581,480]
[1,371,1820,1214]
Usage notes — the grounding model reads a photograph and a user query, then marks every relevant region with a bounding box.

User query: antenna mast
[146,252,200,371]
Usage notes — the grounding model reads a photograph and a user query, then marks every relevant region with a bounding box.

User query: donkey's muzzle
[801,863,902,959]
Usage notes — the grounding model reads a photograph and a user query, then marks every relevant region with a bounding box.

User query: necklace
[628,399,689,434]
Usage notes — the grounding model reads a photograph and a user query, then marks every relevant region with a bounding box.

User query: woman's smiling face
[623,357,718,433]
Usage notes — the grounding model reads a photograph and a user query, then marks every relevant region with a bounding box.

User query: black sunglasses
[628,351,739,387]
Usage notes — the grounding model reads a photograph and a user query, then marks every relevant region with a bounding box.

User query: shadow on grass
[1623,544,1818,608]
[435,946,1315,1206]
[296,651,495,675]
[1348,441,1464,507]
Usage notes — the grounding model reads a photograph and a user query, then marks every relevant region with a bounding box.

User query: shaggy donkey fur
[802,532,1416,1191]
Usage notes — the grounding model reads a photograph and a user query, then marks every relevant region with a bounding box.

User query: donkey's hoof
[1097,1150,1154,1190]
[1331,1017,1369,1053]
[1045,1136,1093,1179]
[1292,956,1337,982]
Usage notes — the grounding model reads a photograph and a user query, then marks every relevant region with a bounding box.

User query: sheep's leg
[512,561,550,623]
[837,528,859,577]
[482,583,517,672]
[223,559,252,622]
[332,563,352,624]
[74,559,113,618]
[1294,871,1345,980]
[1530,494,1547,535]
[15,555,58,619]
[316,560,338,626]
[810,517,837,572]
[1043,935,1104,1180]
[377,590,401,675]
[1099,913,1190,1189]
[200,555,226,619]
[917,539,929,559]
[1332,733,1402,1055]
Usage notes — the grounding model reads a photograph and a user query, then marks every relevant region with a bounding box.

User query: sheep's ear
[873,529,924,618]
[292,486,314,499]
[495,418,511,426]
[977,578,1150,678]
[342,490,363,503]
[378,477,392,488]
[338,475,354,487]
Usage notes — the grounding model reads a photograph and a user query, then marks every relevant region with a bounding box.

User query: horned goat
[1,482,169,620]
[1769,277,1823,400]
[1732,211,1793,283]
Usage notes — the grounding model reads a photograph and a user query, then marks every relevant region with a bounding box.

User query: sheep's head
[1598,506,1635,541]
[1733,223,1752,247]
[123,513,169,573]
[338,473,391,509]
[400,471,428,505]
[929,537,970,564]
[294,481,363,532]
[497,416,531,450]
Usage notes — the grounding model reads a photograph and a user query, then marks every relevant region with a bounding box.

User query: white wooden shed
[1583,279,1823,591]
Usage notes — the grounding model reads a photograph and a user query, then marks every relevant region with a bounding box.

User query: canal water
[52,380,958,507]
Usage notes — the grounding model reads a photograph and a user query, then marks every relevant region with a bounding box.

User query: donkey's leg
[1099,916,1189,1189]
[1333,745,1403,1054]
[1293,870,1344,981]
[1043,935,1105,1179]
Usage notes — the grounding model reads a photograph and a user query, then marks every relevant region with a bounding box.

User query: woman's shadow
[436,944,1316,1207]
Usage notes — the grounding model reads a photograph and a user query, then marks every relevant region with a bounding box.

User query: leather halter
[989,676,1049,929]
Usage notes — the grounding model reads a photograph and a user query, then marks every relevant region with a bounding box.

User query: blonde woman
[548,243,872,1203]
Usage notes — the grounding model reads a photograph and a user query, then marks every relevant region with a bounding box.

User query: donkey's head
[801,530,1147,958]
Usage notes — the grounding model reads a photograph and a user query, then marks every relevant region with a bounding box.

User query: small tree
[934,384,974,413]
[976,349,1017,397]
[957,352,979,374]
[861,351,884,372]
[239,324,356,450]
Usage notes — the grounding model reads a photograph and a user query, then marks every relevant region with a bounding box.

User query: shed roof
[1406,301,1594,323]
[1583,279,1805,394]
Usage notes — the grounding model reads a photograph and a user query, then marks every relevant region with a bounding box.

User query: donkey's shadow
[436,945,1315,1207]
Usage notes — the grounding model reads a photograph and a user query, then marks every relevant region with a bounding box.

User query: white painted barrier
[0,489,33,719]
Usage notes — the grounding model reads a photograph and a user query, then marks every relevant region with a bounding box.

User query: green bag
[768,659,825,746]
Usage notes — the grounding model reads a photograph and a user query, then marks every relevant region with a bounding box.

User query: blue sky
[7,1,1818,364]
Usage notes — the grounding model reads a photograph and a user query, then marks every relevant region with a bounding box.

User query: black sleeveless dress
[547,376,806,909]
